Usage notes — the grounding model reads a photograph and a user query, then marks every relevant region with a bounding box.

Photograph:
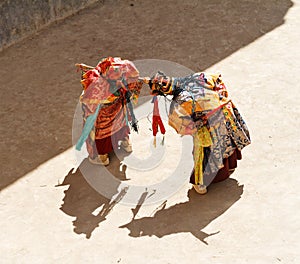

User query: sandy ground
[0,0,300,263]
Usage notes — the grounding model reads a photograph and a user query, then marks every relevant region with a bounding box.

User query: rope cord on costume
[125,90,139,132]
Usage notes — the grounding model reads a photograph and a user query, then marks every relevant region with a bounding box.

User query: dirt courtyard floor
[0,0,300,263]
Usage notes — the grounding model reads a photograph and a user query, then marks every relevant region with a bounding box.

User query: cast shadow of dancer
[120,178,243,244]
[58,150,129,239]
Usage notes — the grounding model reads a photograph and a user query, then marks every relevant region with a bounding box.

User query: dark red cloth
[190,149,242,185]
[212,149,242,183]
[95,126,130,155]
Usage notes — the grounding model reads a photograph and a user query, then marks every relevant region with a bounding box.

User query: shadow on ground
[121,178,243,244]
[59,157,243,241]
[59,167,113,239]
[58,150,129,239]
[0,0,292,190]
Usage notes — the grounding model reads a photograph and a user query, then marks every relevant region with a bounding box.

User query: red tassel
[152,96,166,147]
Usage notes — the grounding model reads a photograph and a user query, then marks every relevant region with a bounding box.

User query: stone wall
[0,0,99,51]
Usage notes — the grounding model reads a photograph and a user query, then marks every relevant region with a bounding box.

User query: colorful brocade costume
[76,57,142,159]
[149,71,251,186]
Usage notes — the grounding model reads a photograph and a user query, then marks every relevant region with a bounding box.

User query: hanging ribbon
[76,104,101,151]
[151,95,166,147]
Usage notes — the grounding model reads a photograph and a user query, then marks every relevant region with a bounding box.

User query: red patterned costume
[76,57,142,162]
